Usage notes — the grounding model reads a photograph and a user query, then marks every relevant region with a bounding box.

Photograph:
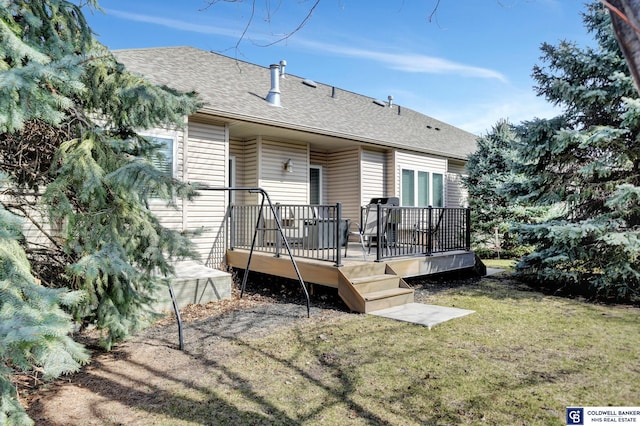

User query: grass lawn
[482,258,518,272]
[153,275,640,425]
[29,271,640,425]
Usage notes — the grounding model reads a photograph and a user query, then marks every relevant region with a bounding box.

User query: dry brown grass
[25,273,640,425]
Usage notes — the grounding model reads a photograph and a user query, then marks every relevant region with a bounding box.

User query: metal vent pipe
[266,64,281,107]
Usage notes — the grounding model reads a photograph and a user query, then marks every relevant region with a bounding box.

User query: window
[401,168,444,207]
[149,136,174,177]
[433,173,444,207]
[401,169,415,206]
[309,166,322,204]
[145,134,175,199]
[417,171,430,207]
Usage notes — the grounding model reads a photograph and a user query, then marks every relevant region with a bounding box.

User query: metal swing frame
[167,187,310,350]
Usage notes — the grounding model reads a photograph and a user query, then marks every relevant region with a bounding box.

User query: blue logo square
[566,407,584,425]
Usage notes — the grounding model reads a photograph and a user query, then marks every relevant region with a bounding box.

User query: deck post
[465,207,471,251]
[427,205,433,256]
[229,204,235,250]
[335,202,343,267]
[274,203,281,258]
[375,203,383,262]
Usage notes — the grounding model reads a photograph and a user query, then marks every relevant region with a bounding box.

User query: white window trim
[309,165,323,205]
[400,166,445,207]
[142,129,178,202]
[143,129,178,178]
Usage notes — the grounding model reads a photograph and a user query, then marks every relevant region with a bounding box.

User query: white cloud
[106,8,242,38]
[106,8,506,83]
[429,91,562,135]
[297,39,508,82]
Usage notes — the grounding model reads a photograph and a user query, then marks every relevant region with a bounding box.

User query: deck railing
[375,205,471,260]
[228,202,470,264]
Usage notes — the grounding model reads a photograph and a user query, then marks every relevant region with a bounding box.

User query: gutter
[197,106,474,161]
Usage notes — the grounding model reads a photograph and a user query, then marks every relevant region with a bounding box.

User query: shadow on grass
[28,306,409,424]
[28,268,639,424]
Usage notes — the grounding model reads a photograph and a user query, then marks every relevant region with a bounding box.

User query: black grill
[367,197,399,206]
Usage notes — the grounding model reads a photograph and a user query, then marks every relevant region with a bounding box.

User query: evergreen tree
[1,0,199,347]
[0,173,89,425]
[513,2,640,301]
[1,1,200,421]
[464,120,547,258]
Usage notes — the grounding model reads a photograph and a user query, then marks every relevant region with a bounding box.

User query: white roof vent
[302,79,317,88]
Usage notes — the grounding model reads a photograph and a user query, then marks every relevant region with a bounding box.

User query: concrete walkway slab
[369,303,475,329]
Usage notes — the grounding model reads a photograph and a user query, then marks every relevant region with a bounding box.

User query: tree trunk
[607,0,640,92]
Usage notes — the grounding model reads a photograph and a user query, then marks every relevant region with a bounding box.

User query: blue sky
[84,0,592,135]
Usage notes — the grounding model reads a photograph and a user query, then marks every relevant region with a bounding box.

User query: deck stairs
[338,263,413,313]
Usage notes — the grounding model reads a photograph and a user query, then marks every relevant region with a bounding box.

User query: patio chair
[338,219,360,259]
[350,204,390,258]
[413,208,445,253]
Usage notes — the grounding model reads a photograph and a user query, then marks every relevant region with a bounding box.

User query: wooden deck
[226,243,481,313]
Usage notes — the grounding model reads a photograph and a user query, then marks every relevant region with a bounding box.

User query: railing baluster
[227,203,472,262]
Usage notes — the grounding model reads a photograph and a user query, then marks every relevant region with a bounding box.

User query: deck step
[351,274,400,293]
[338,264,415,313]
[363,287,413,301]
[350,274,394,285]
[362,288,414,312]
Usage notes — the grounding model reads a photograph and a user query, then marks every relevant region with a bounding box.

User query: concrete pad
[369,303,474,329]
[485,267,505,276]
[154,261,232,312]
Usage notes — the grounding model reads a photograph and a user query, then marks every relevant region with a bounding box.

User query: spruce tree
[464,120,548,258]
[1,1,200,421]
[2,0,199,347]
[513,2,640,301]
[0,173,89,425]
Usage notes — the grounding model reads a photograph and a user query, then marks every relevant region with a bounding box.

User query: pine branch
[0,200,67,257]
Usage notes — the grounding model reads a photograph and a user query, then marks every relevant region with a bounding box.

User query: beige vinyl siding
[244,140,259,203]
[361,149,386,206]
[259,139,308,204]
[1,193,53,251]
[395,150,447,176]
[447,159,469,207]
[147,127,185,230]
[229,139,249,205]
[385,150,396,198]
[184,120,228,260]
[327,147,361,223]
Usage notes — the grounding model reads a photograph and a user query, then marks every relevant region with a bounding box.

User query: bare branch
[201,0,320,50]
[601,0,640,94]
[256,0,321,48]
[601,0,640,35]
[428,0,442,23]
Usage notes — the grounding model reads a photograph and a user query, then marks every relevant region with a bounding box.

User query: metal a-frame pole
[205,186,310,317]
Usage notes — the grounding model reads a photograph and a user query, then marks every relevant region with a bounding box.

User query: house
[113,46,480,312]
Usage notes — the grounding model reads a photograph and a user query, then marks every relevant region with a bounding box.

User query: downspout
[182,115,189,232]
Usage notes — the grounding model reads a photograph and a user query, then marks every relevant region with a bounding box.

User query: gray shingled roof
[114,46,477,160]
